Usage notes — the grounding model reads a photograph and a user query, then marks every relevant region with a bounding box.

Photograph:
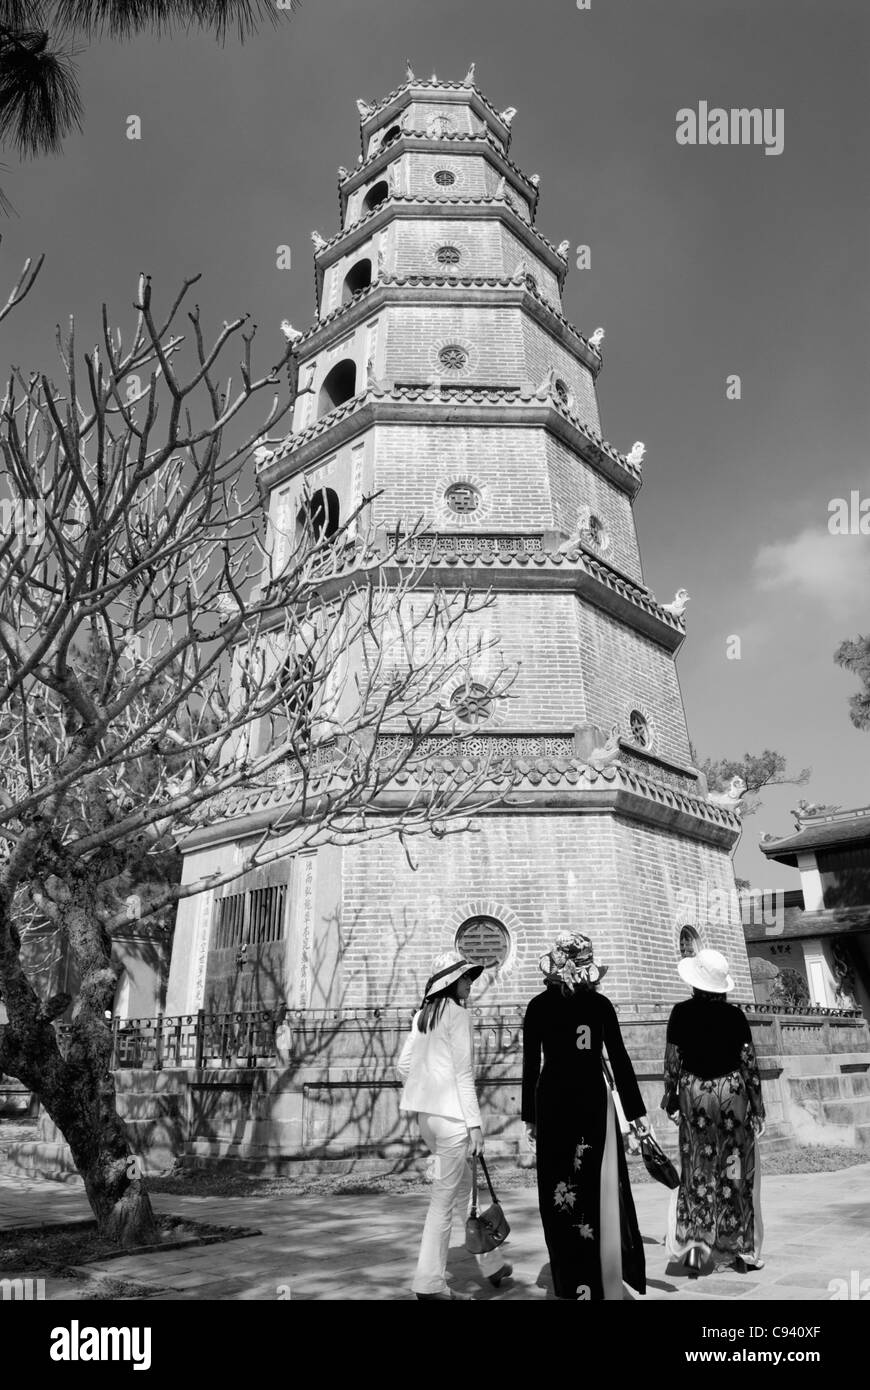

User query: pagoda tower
[166,69,751,1016]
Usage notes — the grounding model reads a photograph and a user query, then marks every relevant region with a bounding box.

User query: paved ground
[0,1165,868,1300]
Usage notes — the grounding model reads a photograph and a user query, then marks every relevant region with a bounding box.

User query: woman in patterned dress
[662,949,766,1274]
[521,932,650,1301]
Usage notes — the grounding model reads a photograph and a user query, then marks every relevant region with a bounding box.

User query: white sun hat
[677,948,735,994]
[422,951,484,1000]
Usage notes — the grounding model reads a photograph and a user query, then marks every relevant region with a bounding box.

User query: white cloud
[754,526,870,613]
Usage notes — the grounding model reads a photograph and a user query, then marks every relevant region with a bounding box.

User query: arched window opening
[266,652,316,754]
[679,926,701,960]
[382,125,402,146]
[296,487,340,544]
[342,259,373,304]
[363,181,389,213]
[317,360,357,418]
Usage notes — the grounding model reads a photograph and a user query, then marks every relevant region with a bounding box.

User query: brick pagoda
[166,69,752,1017]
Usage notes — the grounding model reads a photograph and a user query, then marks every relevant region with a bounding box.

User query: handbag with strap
[464,1154,510,1254]
[601,1053,680,1189]
[639,1132,680,1189]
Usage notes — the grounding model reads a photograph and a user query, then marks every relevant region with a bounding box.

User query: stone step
[779,1052,870,1078]
[788,1074,870,1101]
[4,1140,80,1183]
[816,1096,870,1126]
[113,1068,191,1093]
[114,1094,184,1121]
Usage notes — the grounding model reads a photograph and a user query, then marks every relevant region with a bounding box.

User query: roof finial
[661,588,690,616]
[356,98,375,119]
[500,106,517,126]
[405,60,415,81]
[464,62,476,86]
[625,441,646,466]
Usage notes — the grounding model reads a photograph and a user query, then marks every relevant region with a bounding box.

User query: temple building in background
[746,804,870,1023]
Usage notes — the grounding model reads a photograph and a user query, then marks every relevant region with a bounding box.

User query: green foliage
[834,633,870,731]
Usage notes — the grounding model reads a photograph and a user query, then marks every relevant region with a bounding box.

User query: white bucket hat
[678,948,735,994]
[422,951,484,1000]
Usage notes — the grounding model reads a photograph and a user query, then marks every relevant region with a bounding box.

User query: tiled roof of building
[761,806,870,864]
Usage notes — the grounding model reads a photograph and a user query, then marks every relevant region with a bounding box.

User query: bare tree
[0,272,513,1243]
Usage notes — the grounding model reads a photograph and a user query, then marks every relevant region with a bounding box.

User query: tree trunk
[0,862,159,1248]
[45,1072,159,1247]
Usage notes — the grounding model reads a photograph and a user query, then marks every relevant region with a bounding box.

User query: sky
[1,0,868,888]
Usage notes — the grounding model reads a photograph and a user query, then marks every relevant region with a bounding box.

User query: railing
[48,1001,866,1072]
[746,1002,863,1019]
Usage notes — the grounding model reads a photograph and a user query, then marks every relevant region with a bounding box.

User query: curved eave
[313,196,567,298]
[340,133,538,222]
[297,556,683,650]
[295,278,600,376]
[359,82,511,152]
[181,769,741,854]
[258,391,641,498]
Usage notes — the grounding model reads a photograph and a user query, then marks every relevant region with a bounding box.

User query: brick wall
[392,219,506,279]
[372,423,555,531]
[544,435,643,581]
[500,226,560,302]
[381,305,599,431]
[404,151,493,201]
[573,603,693,766]
[337,813,751,1008]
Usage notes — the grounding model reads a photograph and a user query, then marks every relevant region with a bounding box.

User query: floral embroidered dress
[522,986,646,1300]
[662,994,765,1264]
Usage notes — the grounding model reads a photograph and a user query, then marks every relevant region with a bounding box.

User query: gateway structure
[166,71,751,1016]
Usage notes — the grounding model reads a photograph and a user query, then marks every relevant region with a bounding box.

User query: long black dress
[522,984,647,1300]
[662,994,765,1263]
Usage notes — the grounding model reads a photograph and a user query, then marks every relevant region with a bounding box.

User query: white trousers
[412,1112,507,1295]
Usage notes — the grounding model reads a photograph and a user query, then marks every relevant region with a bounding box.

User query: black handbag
[465,1155,510,1254]
[601,1053,679,1189]
[639,1133,680,1189]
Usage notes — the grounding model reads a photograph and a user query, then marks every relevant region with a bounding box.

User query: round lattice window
[439,344,468,371]
[434,169,456,186]
[456,916,510,969]
[629,710,650,747]
[436,245,461,265]
[445,482,480,514]
[679,926,701,959]
[450,682,493,726]
[428,114,454,136]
